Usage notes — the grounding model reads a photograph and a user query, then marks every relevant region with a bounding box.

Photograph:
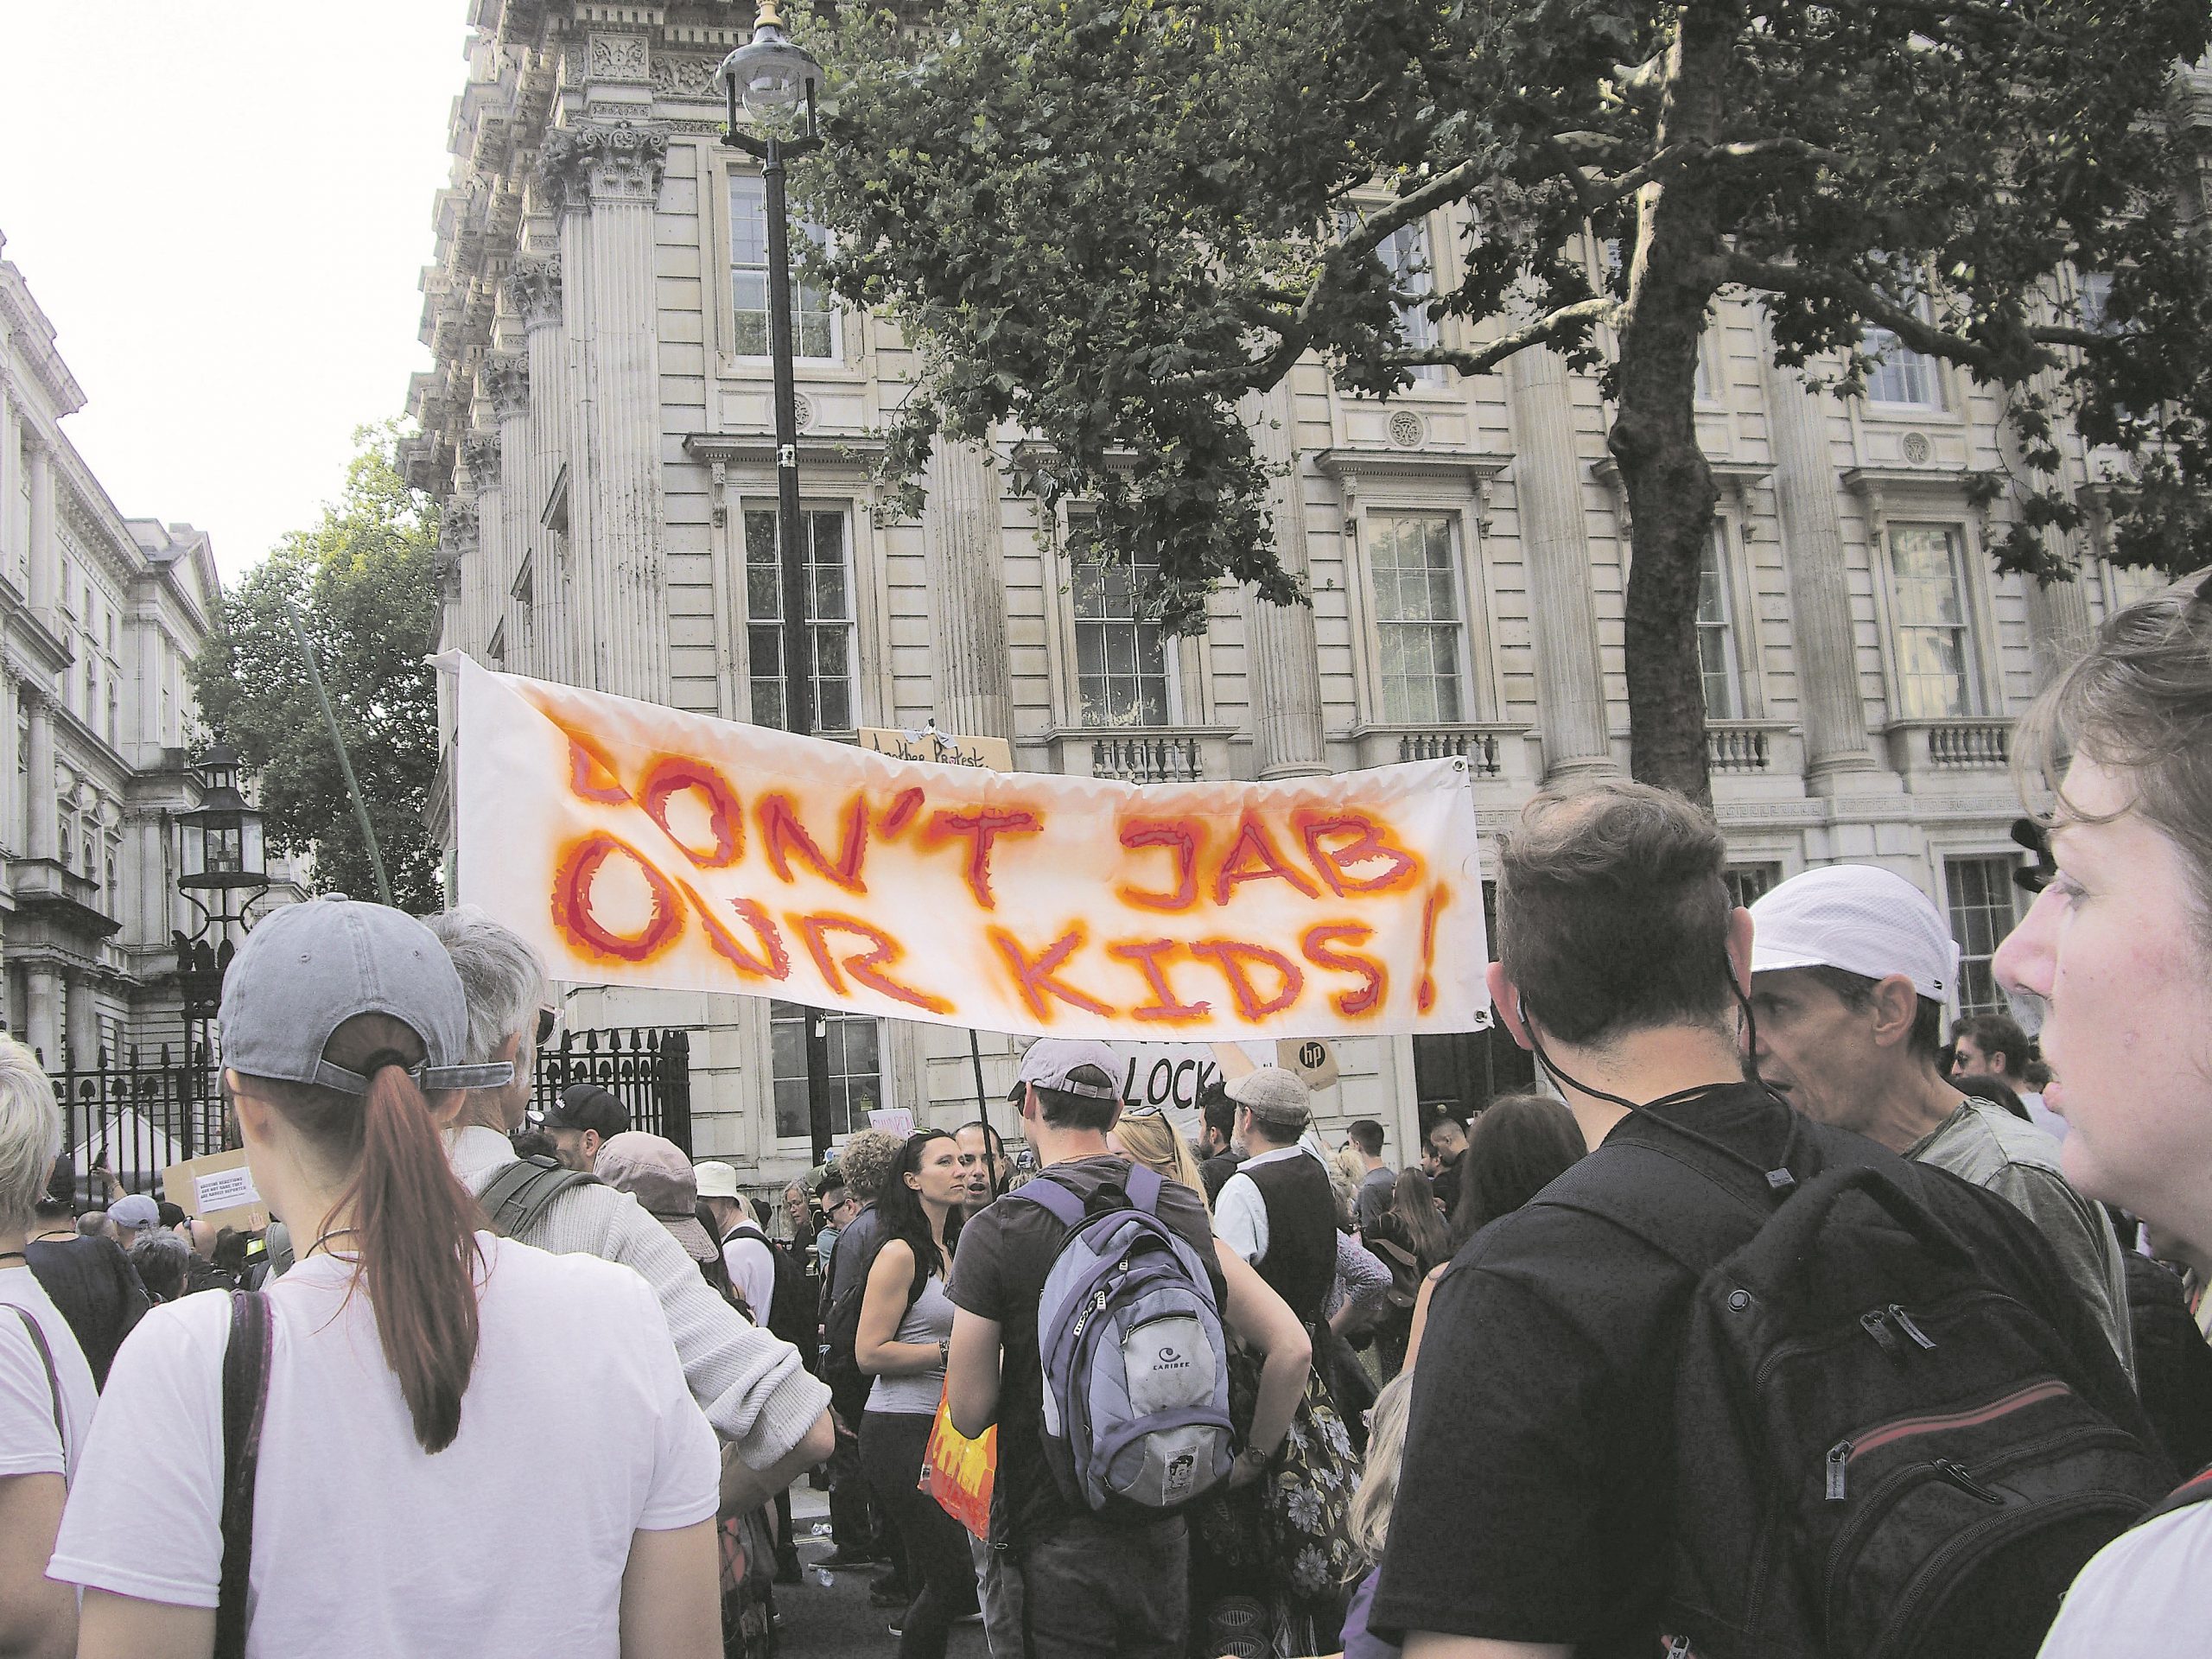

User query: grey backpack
[1012,1163,1234,1521]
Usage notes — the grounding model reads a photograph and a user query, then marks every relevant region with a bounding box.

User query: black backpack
[724,1221,816,1357]
[819,1225,884,1425]
[1544,1106,2169,1659]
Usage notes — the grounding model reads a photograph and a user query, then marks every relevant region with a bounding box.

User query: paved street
[777,1484,988,1658]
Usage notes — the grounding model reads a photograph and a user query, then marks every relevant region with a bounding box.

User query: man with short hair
[1370,783,2126,1659]
[1196,1084,1242,1201]
[1344,1119,1395,1233]
[946,1039,1225,1659]
[24,1192,146,1389]
[1427,1115,1470,1217]
[541,1082,626,1173]
[1748,866,2132,1377]
[425,906,833,1514]
[1953,1009,2065,1141]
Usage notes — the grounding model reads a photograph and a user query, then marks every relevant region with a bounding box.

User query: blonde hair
[1113,1111,1210,1209]
[1348,1371,1417,1562]
[0,1035,59,1234]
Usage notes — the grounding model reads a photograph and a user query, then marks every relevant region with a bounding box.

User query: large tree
[189,424,444,912]
[804,0,2212,801]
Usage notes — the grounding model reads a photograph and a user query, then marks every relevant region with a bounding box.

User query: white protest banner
[449,656,1488,1041]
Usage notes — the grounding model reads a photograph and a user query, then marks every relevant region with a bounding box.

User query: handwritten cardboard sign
[448,656,1489,1040]
[162,1149,270,1234]
[858,726,1016,772]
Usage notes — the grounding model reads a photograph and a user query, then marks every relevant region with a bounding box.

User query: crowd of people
[1,571,2209,1658]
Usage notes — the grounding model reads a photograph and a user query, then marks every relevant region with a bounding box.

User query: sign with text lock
[448,656,1489,1041]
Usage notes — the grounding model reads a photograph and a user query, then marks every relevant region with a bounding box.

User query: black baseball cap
[540,1083,627,1139]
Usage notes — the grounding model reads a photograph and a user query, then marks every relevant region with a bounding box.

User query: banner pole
[286,600,392,907]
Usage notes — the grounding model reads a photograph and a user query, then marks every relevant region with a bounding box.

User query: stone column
[546,120,672,702]
[464,430,504,660]
[506,253,566,681]
[0,383,16,582]
[66,974,97,1068]
[924,439,1014,740]
[484,353,531,659]
[0,671,16,855]
[436,496,477,657]
[1505,349,1612,775]
[1246,381,1329,778]
[1760,357,1882,785]
[25,434,57,623]
[2024,538,2096,691]
[23,966,60,1069]
[24,685,55,862]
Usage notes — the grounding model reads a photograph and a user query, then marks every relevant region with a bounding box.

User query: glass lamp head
[719,3,821,134]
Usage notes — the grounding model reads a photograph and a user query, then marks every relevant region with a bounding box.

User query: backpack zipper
[1820,1378,2073,1501]
[1859,1310,1903,1357]
[1886,1304,1937,1350]
[1069,1286,1110,1346]
[1931,1459,2005,1504]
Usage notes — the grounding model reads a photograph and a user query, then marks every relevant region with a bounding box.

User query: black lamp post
[174,743,269,1152]
[721,6,837,1163]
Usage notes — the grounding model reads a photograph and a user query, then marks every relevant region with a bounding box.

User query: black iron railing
[535,1027,694,1154]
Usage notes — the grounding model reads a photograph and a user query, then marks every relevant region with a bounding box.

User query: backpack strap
[8,1306,64,1451]
[2144,1462,2212,1525]
[1006,1163,1165,1231]
[217,1289,274,1659]
[477,1154,600,1241]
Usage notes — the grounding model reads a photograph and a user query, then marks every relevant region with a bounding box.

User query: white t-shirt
[2037,1502,2212,1657]
[0,1263,97,1484]
[721,1228,777,1325]
[50,1234,717,1658]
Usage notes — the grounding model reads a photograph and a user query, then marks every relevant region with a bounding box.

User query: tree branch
[1722,253,2003,372]
[1357,298,1620,380]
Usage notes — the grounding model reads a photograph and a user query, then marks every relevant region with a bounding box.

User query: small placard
[867,1107,917,1141]
[162,1149,270,1234]
[857,727,1016,772]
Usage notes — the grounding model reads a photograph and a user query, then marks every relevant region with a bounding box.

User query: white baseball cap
[1748,866,1961,1001]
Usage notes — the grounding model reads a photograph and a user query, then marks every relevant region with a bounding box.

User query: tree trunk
[1605,11,1732,810]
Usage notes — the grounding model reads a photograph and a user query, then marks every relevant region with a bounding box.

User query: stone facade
[410,8,2187,1179]
[0,232,230,1068]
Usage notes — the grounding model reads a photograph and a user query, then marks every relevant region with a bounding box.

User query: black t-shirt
[1198,1148,1242,1204]
[948,1154,1222,1546]
[1370,1084,1792,1658]
[25,1233,150,1389]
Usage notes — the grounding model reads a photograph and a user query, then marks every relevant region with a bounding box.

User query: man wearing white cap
[1748,865,2133,1376]
[696,1162,776,1325]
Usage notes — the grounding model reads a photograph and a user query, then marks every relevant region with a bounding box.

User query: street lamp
[721,4,837,1163]
[174,742,269,1152]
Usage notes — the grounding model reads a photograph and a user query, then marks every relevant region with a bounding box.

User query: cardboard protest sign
[162,1149,270,1233]
[449,656,1489,1041]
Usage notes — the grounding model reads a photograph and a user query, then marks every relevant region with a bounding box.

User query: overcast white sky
[0,3,469,579]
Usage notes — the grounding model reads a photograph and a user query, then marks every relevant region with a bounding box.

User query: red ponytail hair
[250,1014,485,1453]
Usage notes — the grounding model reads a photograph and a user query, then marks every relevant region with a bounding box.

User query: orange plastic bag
[919,1388,995,1539]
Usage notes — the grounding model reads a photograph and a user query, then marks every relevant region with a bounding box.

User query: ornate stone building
[0,232,228,1068]
[409,5,2196,1179]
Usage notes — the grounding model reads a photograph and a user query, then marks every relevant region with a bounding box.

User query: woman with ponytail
[50,899,721,1658]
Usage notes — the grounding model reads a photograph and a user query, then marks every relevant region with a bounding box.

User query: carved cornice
[462,431,502,491]
[538,120,671,212]
[505,255,563,331]
[480,350,531,420]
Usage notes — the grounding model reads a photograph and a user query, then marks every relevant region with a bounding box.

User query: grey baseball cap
[219,897,515,1096]
[1010,1037,1124,1103]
